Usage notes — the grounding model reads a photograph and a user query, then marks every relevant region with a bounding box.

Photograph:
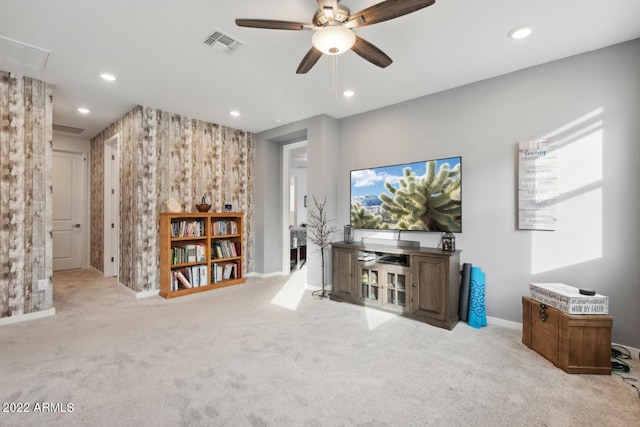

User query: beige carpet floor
[1,268,638,427]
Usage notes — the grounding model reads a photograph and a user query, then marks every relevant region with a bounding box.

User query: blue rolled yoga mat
[468,266,487,329]
[458,263,472,322]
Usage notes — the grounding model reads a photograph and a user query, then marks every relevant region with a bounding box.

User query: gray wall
[255,115,339,287]
[255,40,639,347]
[338,39,640,347]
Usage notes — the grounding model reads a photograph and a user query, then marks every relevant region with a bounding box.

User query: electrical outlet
[38,279,49,291]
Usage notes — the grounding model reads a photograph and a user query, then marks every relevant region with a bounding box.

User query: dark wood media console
[331,241,461,330]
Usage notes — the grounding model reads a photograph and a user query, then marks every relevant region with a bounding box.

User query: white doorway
[52,150,86,271]
[103,135,120,278]
[282,141,308,274]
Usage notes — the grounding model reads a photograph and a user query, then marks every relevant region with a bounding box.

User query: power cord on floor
[611,345,640,399]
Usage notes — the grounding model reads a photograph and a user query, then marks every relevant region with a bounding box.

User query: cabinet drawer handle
[412,283,417,288]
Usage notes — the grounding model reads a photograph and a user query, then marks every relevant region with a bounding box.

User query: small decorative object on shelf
[343,224,354,243]
[441,232,455,251]
[166,198,182,213]
[196,195,211,212]
[224,204,232,212]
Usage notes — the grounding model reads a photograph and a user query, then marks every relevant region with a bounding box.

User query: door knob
[412,283,417,288]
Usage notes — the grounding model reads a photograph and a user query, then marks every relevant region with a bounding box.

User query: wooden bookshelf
[160,212,245,299]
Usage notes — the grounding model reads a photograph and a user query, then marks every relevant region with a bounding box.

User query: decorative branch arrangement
[306,195,337,299]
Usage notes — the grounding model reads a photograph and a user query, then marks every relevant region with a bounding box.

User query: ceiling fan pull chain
[333,55,338,100]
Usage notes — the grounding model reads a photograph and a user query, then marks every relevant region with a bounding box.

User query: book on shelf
[171,220,205,238]
[171,243,207,265]
[212,220,238,236]
[196,243,205,262]
[223,263,235,280]
[173,265,209,289]
[200,265,207,286]
[210,261,241,283]
[212,263,223,284]
[187,245,197,263]
[175,270,192,288]
[212,240,240,259]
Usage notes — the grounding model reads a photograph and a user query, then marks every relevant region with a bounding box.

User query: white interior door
[52,150,85,271]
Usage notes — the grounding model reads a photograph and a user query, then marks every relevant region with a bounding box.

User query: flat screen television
[350,156,461,232]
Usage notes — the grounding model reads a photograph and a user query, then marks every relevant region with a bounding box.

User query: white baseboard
[246,271,288,279]
[119,282,160,299]
[0,308,56,326]
[135,289,160,299]
[487,316,521,331]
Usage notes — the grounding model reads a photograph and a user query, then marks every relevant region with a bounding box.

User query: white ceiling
[0,0,638,138]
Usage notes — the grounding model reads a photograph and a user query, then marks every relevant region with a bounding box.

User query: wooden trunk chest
[522,296,612,374]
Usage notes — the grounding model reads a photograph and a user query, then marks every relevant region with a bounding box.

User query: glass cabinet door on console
[358,263,409,312]
[359,266,380,303]
[384,267,408,310]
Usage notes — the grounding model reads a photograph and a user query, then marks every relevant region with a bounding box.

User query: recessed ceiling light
[343,90,355,97]
[77,107,90,114]
[274,118,283,124]
[508,25,533,40]
[230,110,240,117]
[100,73,116,81]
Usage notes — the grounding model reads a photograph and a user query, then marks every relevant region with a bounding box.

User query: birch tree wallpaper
[91,106,255,293]
[0,71,53,319]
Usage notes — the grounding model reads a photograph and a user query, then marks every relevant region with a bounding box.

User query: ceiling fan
[236,0,436,74]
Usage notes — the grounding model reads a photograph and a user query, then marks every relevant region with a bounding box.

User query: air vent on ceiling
[0,35,50,71]
[53,124,85,135]
[203,30,243,54]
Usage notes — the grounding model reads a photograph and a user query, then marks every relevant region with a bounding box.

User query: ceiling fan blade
[348,0,435,28]
[351,37,393,68]
[296,47,323,74]
[235,19,307,30]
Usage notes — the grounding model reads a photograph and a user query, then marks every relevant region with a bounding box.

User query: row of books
[212,261,241,283]
[212,220,238,236]
[171,220,205,238]
[171,265,208,291]
[171,244,206,265]
[212,240,240,259]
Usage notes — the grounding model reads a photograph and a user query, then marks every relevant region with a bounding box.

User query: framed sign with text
[518,140,558,230]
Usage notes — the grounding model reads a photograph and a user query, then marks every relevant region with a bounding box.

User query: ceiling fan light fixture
[312,25,356,55]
